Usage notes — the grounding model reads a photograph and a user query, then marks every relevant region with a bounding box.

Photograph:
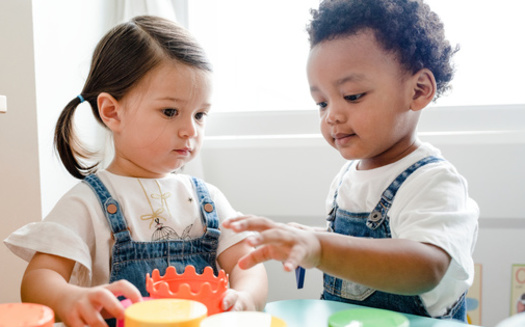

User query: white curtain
[113,0,187,25]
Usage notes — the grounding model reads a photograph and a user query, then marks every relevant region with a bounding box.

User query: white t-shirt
[5,171,248,288]
[325,142,479,317]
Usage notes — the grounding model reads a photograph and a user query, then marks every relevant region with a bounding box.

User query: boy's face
[307,30,423,170]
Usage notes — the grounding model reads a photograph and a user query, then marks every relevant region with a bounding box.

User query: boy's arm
[224,215,450,296]
[217,240,268,311]
[316,232,451,295]
[22,252,141,327]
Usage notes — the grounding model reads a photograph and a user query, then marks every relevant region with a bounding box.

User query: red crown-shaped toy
[146,265,229,315]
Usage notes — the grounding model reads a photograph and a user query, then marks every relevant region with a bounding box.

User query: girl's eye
[162,108,178,118]
[344,93,365,102]
[195,112,208,121]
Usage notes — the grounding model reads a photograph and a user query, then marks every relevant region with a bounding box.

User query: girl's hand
[223,215,322,272]
[221,289,257,312]
[57,280,142,327]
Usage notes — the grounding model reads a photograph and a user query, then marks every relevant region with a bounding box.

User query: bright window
[188,0,525,112]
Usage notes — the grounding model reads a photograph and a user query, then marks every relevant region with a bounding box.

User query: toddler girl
[5,16,267,327]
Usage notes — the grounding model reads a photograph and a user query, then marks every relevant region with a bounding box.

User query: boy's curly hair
[307,0,458,99]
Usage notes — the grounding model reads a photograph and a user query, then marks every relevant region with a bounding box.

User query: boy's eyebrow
[310,73,366,93]
[336,74,365,86]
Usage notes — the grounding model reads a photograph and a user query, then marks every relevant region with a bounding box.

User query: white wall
[0,0,40,303]
[33,0,115,218]
[0,0,112,303]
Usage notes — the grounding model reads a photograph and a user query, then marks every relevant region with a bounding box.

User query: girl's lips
[174,148,192,156]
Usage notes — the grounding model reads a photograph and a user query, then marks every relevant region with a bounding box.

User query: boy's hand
[57,280,142,327]
[223,215,322,272]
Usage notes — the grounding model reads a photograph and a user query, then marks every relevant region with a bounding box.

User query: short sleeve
[3,182,111,286]
[205,182,252,255]
[390,163,479,280]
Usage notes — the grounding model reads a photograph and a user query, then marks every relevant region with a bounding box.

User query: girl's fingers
[102,280,143,320]
[221,289,239,311]
[107,279,143,303]
[85,288,125,322]
[79,307,107,327]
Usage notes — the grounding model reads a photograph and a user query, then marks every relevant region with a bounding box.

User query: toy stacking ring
[146,265,229,315]
[0,303,54,327]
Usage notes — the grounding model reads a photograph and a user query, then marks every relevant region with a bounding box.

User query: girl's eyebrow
[156,96,212,110]
[157,96,184,103]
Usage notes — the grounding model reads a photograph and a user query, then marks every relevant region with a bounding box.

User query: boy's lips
[332,132,356,145]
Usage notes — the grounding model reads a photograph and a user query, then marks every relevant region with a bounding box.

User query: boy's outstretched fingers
[223,215,277,233]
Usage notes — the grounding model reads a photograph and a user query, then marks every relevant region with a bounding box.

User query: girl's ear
[410,68,437,111]
[98,92,121,131]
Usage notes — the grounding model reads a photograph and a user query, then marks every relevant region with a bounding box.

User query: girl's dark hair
[307,0,458,98]
[54,16,212,179]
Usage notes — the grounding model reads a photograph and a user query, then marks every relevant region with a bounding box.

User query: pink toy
[146,265,229,315]
[117,297,152,327]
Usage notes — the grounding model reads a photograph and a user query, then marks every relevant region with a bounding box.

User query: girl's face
[307,30,423,170]
[108,61,212,178]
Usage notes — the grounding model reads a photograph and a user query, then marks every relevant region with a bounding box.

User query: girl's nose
[179,119,198,138]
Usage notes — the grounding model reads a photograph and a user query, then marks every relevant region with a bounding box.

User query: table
[264,299,480,327]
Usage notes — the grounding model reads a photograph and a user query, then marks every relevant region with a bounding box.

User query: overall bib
[321,156,467,321]
[83,174,221,297]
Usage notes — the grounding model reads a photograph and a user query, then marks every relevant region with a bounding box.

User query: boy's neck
[357,139,421,171]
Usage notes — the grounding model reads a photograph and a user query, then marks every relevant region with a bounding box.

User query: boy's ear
[410,68,437,111]
[98,92,121,131]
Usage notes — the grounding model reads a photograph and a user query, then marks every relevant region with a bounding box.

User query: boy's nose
[324,102,346,125]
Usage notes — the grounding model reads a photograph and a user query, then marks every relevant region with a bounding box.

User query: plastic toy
[328,308,409,327]
[200,311,287,327]
[0,303,54,327]
[124,299,206,327]
[146,265,229,315]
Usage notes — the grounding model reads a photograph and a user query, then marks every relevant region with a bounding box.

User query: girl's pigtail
[54,96,98,179]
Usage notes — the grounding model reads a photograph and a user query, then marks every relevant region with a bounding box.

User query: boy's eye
[316,102,328,110]
[162,108,178,118]
[344,93,365,102]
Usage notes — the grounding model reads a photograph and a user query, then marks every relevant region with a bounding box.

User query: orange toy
[146,265,229,315]
[0,303,54,327]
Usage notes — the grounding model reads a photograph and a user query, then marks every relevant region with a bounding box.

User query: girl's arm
[21,252,142,327]
[217,240,268,311]
[224,215,450,296]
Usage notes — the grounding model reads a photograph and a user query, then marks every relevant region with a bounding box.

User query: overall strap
[327,161,354,231]
[191,177,219,230]
[332,161,354,206]
[83,174,131,243]
[367,156,443,229]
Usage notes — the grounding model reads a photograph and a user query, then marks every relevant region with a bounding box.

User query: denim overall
[83,174,221,297]
[321,156,467,321]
